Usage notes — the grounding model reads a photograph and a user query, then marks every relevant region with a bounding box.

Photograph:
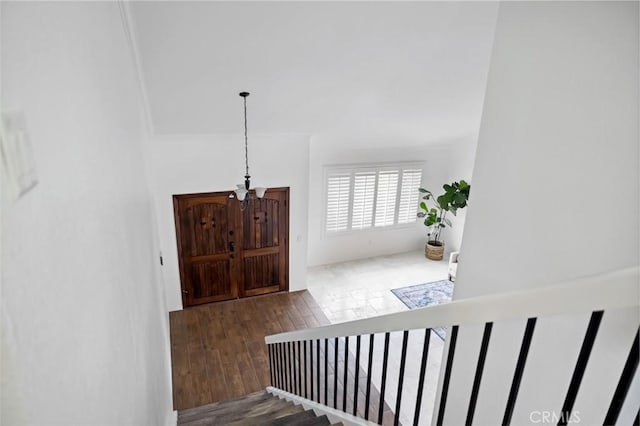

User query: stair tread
[178,391,270,419]
[226,402,306,425]
[178,393,292,425]
[179,398,291,425]
[178,392,335,426]
[298,414,331,426]
[264,409,317,425]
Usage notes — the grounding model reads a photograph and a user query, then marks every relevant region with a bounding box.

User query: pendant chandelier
[234,91,266,204]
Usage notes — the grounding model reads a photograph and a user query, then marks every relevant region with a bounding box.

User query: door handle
[229,241,235,252]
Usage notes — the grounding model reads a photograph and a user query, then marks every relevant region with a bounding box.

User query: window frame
[322,161,425,236]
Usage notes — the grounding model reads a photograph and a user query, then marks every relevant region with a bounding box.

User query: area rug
[390,279,453,340]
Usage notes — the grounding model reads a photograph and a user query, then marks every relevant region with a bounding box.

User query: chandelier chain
[243,95,249,179]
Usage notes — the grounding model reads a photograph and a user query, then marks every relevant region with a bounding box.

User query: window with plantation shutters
[397,169,423,224]
[351,172,376,229]
[374,171,399,227]
[325,174,351,232]
[324,163,423,233]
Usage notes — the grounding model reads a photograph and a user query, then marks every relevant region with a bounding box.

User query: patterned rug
[390,279,454,340]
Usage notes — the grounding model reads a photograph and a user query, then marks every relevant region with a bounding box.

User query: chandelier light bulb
[235,188,248,201]
[255,187,267,198]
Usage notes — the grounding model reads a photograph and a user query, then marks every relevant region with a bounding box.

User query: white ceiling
[130,1,498,142]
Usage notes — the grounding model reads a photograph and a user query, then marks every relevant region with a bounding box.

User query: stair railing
[265,267,639,425]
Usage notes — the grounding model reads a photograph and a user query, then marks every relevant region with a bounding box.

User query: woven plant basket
[425,241,445,260]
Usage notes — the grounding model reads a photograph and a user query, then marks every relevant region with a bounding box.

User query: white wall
[149,134,310,312]
[440,2,639,424]
[457,0,639,297]
[1,2,173,425]
[307,136,476,266]
[444,136,477,256]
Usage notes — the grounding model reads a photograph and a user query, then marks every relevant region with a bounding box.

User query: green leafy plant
[417,180,471,245]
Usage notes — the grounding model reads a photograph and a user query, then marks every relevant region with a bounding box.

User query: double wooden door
[173,187,289,307]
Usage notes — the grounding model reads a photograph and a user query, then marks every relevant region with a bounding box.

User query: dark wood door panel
[174,192,239,306]
[189,260,235,302]
[242,197,280,250]
[239,188,288,297]
[185,253,232,263]
[243,254,280,290]
[180,199,230,257]
[242,247,279,258]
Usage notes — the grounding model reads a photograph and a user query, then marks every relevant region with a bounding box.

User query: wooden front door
[173,188,289,307]
[239,189,289,297]
[173,193,239,306]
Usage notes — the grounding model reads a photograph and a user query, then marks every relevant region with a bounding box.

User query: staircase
[265,268,639,425]
[177,391,343,426]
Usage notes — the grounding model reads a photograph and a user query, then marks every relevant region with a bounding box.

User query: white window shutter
[325,174,351,232]
[374,171,399,227]
[397,169,423,224]
[351,172,376,229]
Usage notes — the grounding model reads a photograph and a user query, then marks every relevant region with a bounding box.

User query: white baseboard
[167,409,178,426]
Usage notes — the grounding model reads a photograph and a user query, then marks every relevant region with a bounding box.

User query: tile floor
[307,250,449,322]
[306,250,452,425]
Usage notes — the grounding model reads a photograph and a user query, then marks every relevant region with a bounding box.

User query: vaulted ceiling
[130,1,498,143]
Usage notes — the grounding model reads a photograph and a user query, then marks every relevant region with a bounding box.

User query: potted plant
[417,180,471,260]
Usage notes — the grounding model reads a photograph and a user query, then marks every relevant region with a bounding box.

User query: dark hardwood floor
[170,290,395,424]
[170,290,330,410]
